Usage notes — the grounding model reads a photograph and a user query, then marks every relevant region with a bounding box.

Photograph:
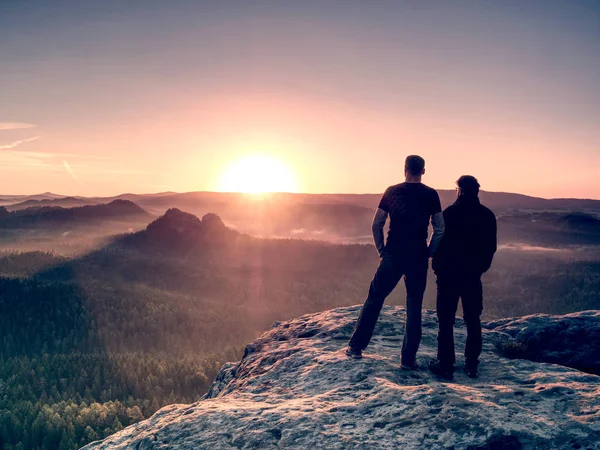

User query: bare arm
[372,208,388,256]
[428,212,445,257]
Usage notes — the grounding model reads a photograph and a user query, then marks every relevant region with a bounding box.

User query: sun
[218,154,300,194]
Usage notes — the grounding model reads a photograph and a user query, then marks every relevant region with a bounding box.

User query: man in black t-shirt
[346,155,445,368]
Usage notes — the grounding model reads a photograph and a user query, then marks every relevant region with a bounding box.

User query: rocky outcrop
[486,310,600,376]
[144,208,203,240]
[122,209,238,252]
[84,306,600,449]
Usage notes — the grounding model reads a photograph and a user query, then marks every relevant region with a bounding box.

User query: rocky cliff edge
[84,306,600,450]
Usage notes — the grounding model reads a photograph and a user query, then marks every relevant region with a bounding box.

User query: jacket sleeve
[480,210,497,273]
[431,207,450,273]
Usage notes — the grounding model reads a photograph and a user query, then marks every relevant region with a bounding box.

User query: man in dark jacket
[429,175,496,380]
[345,155,445,368]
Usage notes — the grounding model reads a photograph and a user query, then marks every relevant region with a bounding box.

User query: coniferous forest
[0,273,235,449]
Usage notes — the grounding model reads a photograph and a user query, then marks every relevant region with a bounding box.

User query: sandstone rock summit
[84,306,600,449]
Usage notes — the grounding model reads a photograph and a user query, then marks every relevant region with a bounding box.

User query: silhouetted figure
[429,176,497,380]
[346,155,445,368]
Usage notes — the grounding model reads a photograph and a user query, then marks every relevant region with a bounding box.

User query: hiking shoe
[429,360,454,381]
[400,359,418,370]
[344,346,362,359]
[464,363,478,379]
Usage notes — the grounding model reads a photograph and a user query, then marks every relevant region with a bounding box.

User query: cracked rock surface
[84,306,600,450]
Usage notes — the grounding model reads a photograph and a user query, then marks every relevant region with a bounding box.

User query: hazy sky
[1,0,599,198]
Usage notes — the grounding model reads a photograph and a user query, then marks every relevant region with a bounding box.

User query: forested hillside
[0,274,233,449]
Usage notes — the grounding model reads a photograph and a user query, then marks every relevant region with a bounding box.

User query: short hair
[405,155,425,176]
[457,175,480,196]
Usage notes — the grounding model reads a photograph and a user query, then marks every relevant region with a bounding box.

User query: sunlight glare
[218,154,300,194]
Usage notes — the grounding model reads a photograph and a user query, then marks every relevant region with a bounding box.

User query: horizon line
[0,189,599,202]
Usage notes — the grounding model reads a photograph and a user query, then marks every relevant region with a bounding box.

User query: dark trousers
[435,273,483,370]
[349,250,428,364]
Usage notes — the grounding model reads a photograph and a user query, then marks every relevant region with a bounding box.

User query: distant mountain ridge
[2,190,599,211]
[0,199,151,229]
[2,190,599,226]
[4,196,98,211]
[0,192,66,205]
[322,190,600,211]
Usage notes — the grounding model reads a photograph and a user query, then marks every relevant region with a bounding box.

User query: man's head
[404,155,425,179]
[456,175,480,198]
